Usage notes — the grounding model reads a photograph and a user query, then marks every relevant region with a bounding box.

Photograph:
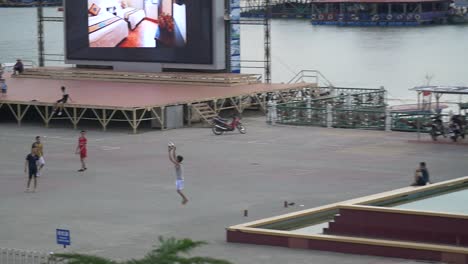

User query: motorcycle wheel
[237,124,247,134]
[212,126,224,135]
[430,130,437,141]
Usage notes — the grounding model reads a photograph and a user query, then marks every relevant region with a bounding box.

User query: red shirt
[79,137,87,150]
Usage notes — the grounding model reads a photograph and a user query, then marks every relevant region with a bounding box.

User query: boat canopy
[410,86,468,95]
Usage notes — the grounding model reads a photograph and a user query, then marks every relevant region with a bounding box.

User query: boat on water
[310,0,451,26]
[448,0,468,23]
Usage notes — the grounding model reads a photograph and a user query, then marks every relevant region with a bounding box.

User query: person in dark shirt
[411,162,430,186]
[24,147,39,192]
[13,59,24,75]
[53,86,72,116]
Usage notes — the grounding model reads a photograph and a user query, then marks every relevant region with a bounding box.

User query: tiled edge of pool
[226,176,468,264]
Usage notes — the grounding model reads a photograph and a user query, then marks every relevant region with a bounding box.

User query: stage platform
[0,69,315,133]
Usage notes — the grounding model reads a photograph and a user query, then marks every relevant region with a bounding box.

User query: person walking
[75,130,87,172]
[53,86,72,116]
[25,147,39,192]
[168,143,189,205]
[32,136,45,177]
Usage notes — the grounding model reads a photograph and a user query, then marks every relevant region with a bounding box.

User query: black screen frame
[65,0,213,64]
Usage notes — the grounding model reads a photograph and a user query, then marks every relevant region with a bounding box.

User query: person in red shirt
[75,130,87,172]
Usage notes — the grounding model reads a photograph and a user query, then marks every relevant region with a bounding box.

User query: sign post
[56,229,71,248]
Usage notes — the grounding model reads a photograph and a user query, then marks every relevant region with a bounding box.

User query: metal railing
[277,104,327,126]
[287,70,334,88]
[1,60,36,72]
[273,88,387,130]
[391,112,441,133]
[333,108,386,130]
[0,248,54,264]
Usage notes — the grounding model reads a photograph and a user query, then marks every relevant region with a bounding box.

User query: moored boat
[310,0,450,26]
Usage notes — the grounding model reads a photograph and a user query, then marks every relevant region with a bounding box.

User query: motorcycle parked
[212,116,246,135]
[430,116,447,141]
[448,115,466,142]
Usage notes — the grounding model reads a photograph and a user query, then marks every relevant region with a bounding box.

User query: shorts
[176,179,184,191]
[56,98,68,104]
[80,149,87,159]
[28,169,37,179]
[37,156,45,166]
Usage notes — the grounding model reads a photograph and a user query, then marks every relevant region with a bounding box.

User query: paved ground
[0,117,467,264]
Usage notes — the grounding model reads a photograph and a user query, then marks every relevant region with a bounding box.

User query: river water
[1,7,467,101]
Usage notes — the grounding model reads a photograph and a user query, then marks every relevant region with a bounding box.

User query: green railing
[276,104,327,127]
[333,108,386,130]
[391,112,438,133]
[274,88,387,130]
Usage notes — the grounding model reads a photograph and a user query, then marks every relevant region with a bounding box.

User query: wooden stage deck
[0,71,315,133]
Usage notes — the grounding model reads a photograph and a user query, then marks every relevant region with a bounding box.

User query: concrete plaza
[0,117,466,264]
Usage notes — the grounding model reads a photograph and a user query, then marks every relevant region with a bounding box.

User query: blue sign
[56,229,71,247]
[230,0,241,73]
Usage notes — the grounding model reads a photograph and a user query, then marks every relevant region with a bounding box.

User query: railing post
[385,109,392,132]
[326,103,333,128]
[266,99,272,124]
[267,99,277,125]
[306,95,312,121]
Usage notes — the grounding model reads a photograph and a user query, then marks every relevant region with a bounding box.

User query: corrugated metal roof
[410,86,468,95]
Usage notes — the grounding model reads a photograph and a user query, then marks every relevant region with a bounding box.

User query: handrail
[1,59,36,70]
[287,70,334,87]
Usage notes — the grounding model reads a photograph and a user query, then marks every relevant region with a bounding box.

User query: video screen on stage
[65,0,213,64]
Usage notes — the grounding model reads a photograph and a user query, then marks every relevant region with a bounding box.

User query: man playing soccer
[25,147,39,192]
[75,130,87,172]
[32,136,45,177]
[168,143,189,205]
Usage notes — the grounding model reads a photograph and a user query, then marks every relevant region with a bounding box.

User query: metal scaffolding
[37,0,64,67]
[230,0,272,83]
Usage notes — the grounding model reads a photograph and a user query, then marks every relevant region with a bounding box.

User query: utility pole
[264,0,271,83]
[37,0,45,67]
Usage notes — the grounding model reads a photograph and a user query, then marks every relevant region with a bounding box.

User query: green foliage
[54,237,232,264]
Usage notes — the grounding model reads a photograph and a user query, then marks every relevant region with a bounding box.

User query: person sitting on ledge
[411,162,430,186]
[13,59,24,75]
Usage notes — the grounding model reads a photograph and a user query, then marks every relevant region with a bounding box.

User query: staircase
[191,103,218,124]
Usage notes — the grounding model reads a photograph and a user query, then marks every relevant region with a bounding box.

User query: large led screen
[66,0,213,64]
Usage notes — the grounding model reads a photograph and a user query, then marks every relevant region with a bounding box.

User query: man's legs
[176,180,188,204]
[33,176,37,192]
[26,175,32,191]
[177,190,189,205]
[78,156,87,172]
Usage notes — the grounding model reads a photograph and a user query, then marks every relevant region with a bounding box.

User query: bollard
[266,99,273,124]
[326,104,333,128]
[271,99,277,125]
[244,209,248,217]
[385,109,392,132]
